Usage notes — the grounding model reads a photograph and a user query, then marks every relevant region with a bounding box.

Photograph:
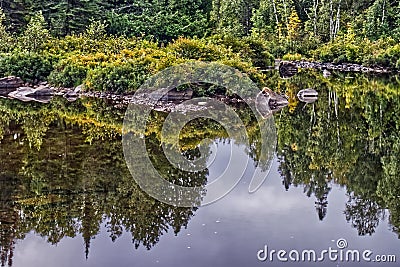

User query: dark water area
[1,70,400,266]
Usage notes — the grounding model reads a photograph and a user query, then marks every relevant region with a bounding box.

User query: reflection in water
[1,71,400,266]
[0,98,207,266]
[273,70,400,237]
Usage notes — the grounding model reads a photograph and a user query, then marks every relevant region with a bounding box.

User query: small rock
[297,88,318,103]
[65,97,78,102]
[9,87,52,103]
[74,84,84,93]
[0,76,24,87]
[0,76,24,95]
[323,69,331,78]
[38,81,48,86]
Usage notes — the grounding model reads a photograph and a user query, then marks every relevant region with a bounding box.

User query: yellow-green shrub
[208,35,275,68]
[166,37,228,61]
[282,53,302,61]
[42,35,143,56]
[48,53,114,87]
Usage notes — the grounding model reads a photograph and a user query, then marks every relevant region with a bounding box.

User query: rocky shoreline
[0,76,290,114]
[80,87,289,114]
[275,60,396,74]
[3,59,392,111]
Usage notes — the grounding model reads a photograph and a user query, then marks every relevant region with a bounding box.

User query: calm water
[1,70,400,266]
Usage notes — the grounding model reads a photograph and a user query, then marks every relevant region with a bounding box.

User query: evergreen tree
[0,0,32,32]
[211,0,260,37]
[106,0,211,41]
[33,0,105,36]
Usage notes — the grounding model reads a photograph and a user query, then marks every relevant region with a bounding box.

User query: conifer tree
[33,0,105,36]
[0,0,32,32]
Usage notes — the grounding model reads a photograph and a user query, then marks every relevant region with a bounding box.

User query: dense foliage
[0,0,399,92]
[3,0,399,42]
[0,10,270,93]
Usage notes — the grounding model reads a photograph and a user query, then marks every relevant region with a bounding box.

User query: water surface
[1,70,400,266]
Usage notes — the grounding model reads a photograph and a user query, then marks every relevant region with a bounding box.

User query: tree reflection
[1,93,275,265]
[0,98,210,264]
[1,71,400,266]
[275,71,400,236]
[0,175,19,267]
[344,194,385,236]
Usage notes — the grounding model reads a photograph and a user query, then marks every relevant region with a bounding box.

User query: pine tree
[0,0,32,32]
[106,0,211,41]
[32,0,105,36]
[211,0,259,37]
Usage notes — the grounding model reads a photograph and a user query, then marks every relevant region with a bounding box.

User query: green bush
[167,37,227,61]
[313,35,397,68]
[312,30,365,64]
[313,41,359,63]
[208,35,275,68]
[48,53,110,87]
[0,52,55,82]
[49,62,89,87]
[85,60,152,93]
[373,44,400,69]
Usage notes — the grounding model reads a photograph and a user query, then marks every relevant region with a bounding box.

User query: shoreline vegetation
[0,0,399,99]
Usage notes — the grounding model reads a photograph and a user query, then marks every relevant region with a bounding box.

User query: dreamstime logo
[122,62,277,207]
[257,238,397,263]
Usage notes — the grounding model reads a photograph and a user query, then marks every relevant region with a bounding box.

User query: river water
[1,70,400,266]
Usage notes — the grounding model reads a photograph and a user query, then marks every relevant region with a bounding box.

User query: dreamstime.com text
[257,239,396,263]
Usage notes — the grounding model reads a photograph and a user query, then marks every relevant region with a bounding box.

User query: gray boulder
[261,87,289,112]
[8,87,53,103]
[0,76,24,95]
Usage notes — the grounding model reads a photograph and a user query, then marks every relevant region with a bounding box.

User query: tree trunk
[313,0,319,36]
[283,0,288,25]
[334,0,341,39]
[272,0,279,26]
[329,0,334,41]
